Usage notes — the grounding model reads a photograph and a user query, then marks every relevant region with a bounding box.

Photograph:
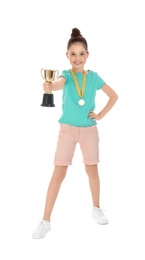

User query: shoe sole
[32,235,46,239]
[92,217,109,225]
[32,229,51,239]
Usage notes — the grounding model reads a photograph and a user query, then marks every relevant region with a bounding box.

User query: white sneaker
[92,206,109,225]
[32,220,51,239]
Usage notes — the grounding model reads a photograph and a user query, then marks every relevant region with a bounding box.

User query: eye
[70,53,75,56]
[80,52,85,56]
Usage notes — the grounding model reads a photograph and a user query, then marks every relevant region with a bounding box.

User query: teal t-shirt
[58,70,105,127]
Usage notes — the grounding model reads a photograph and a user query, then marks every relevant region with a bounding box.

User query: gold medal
[70,69,86,106]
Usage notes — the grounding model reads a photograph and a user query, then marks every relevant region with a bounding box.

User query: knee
[85,164,98,177]
[52,166,67,183]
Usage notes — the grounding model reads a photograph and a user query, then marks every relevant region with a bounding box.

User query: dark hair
[67,28,88,51]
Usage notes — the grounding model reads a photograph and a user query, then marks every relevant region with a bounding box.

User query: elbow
[114,92,118,103]
[115,93,118,102]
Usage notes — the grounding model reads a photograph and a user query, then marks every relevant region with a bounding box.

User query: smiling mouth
[74,62,82,65]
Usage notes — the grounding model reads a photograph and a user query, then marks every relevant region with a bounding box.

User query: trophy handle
[54,70,59,80]
[40,68,45,79]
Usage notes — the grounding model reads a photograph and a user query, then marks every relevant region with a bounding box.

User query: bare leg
[85,164,100,208]
[43,165,68,221]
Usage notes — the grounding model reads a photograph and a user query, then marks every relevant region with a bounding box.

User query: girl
[32,28,118,239]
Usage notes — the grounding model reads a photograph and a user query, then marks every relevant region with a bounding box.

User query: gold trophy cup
[40,69,59,107]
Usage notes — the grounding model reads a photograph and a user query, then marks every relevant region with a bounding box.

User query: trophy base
[41,93,55,107]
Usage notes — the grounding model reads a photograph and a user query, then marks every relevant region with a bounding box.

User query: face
[66,43,89,72]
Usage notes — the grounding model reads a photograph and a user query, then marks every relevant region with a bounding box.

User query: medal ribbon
[70,69,86,98]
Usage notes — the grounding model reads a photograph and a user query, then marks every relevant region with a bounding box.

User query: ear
[87,51,90,58]
[66,52,69,58]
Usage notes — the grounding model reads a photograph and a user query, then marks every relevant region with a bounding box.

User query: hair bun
[67,28,88,51]
[71,28,82,38]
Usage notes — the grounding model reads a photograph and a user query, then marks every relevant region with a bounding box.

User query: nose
[75,55,80,61]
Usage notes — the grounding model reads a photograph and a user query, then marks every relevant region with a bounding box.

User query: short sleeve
[95,72,106,90]
[59,70,69,83]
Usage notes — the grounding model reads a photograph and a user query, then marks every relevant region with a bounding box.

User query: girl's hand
[88,111,101,121]
[43,81,53,93]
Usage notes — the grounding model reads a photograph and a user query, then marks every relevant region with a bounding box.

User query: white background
[0,0,145,259]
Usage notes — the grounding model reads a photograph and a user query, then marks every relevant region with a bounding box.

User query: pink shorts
[54,124,100,166]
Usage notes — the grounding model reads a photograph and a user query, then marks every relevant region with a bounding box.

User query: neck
[71,68,85,73]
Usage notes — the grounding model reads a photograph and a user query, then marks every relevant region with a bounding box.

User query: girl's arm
[88,84,118,121]
[43,76,66,93]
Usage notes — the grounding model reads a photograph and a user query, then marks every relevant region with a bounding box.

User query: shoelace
[96,208,106,217]
[38,221,47,229]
